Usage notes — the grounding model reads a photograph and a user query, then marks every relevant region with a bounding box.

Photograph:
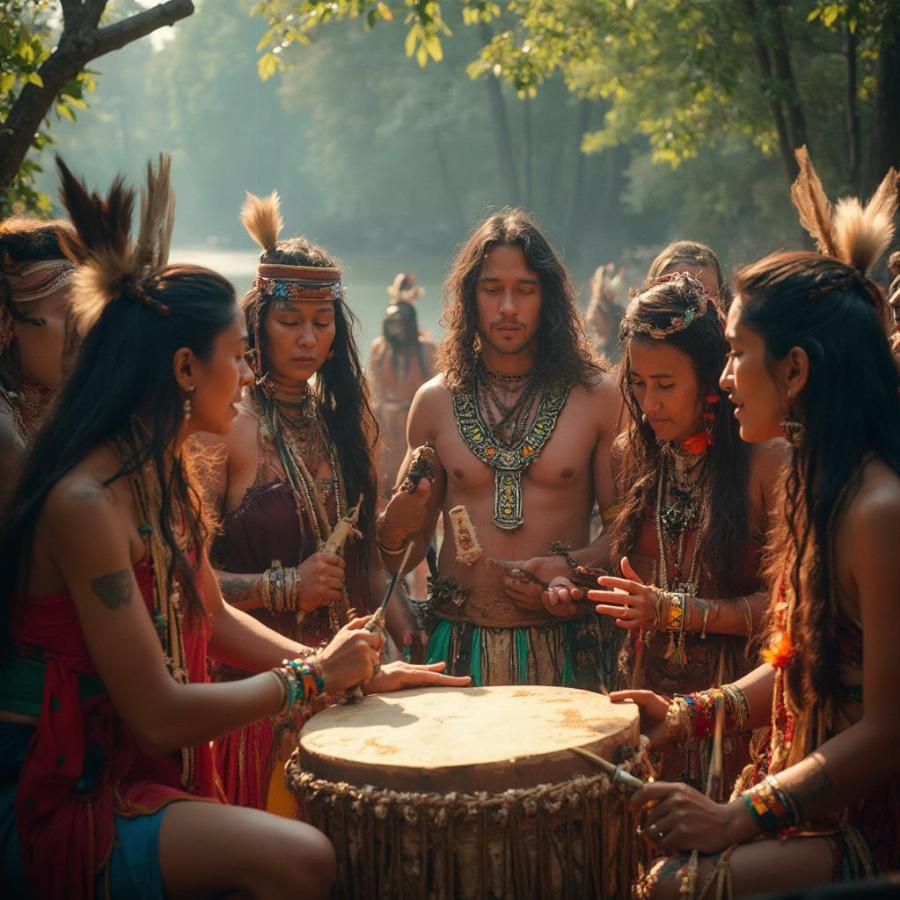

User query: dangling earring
[779,415,805,447]
[701,391,720,446]
[778,396,805,447]
[183,385,195,423]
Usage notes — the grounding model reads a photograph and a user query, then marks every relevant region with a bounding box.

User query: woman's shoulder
[41,447,131,536]
[845,457,900,529]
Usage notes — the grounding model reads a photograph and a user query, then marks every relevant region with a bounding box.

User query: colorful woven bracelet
[742,774,799,833]
[679,690,717,739]
[283,657,326,702]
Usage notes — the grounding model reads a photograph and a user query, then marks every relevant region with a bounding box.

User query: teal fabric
[515,629,529,684]
[562,622,577,687]
[470,627,483,687]
[0,722,169,899]
[427,620,581,687]
[0,653,104,718]
[426,619,452,668]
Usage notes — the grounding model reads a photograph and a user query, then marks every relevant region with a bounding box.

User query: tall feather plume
[241,191,282,254]
[790,146,838,258]
[56,156,136,332]
[134,153,175,273]
[833,167,898,274]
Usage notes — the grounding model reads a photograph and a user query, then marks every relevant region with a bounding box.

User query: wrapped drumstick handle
[572,746,645,792]
[400,442,436,493]
[321,496,363,555]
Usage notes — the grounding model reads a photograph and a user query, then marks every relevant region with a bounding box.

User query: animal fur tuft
[241,191,282,255]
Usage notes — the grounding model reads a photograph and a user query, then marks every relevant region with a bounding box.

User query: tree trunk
[740,0,796,184]
[764,0,808,157]
[845,15,861,194]
[479,22,521,204]
[564,99,593,255]
[870,7,900,188]
[432,129,466,237]
[0,1,194,204]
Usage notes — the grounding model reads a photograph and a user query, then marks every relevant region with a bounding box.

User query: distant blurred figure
[585,262,626,362]
[0,216,77,507]
[888,250,900,367]
[367,275,437,507]
[647,239,729,309]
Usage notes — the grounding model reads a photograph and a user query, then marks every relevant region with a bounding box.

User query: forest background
[2,0,898,349]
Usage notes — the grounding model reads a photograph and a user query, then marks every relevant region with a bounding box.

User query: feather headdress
[241,191,282,254]
[790,146,898,275]
[56,154,175,332]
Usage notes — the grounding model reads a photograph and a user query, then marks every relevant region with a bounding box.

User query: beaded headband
[3,259,75,304]
[253,262,343,304]
[623,271,712,340]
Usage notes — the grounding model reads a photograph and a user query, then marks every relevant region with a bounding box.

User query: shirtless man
[376,209,621,688]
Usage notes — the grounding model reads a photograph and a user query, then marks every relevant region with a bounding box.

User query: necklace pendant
[494,469,524,530]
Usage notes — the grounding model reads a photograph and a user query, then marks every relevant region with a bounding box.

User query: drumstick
[347,542,414,700]
[370,541,414,627]
[572,746,645,792]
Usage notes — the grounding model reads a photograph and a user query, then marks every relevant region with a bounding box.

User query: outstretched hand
[609,689,671,749]
[364,660,471,694]
[588,556,659,630]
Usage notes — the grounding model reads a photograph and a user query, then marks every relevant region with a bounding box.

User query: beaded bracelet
[271,657,326,716]
[742,774,799,833]
[666,683,751,742]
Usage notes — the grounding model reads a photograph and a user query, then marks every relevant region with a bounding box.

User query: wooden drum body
[288,686,645,899]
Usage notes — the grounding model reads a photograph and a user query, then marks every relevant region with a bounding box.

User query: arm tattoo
[219,573,262,606]
[90,569,134,609]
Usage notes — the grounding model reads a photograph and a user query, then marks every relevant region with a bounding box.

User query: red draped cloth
[12,560,222,899]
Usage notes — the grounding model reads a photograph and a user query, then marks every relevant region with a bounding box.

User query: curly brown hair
[438,208,605,390]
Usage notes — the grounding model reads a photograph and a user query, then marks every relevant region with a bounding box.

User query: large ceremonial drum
[288,686,646,899]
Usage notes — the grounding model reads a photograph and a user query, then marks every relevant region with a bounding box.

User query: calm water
[170,246,447,362]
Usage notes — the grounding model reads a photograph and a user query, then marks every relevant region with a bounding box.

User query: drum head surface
[299,686,640,792]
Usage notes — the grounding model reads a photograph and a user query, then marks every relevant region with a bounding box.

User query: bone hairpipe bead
[448,504,482,566]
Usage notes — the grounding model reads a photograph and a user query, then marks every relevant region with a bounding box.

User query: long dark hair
[383,300,427,377]
[611,272,751,594]
[736,251,900,711]
[0,165,237,647]
[439,208,606,390]
[244,236,379,566]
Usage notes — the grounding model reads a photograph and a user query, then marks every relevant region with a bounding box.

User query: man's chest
[434,402,598,492]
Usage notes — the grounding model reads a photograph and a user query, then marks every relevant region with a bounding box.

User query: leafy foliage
[0,2,96,213]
